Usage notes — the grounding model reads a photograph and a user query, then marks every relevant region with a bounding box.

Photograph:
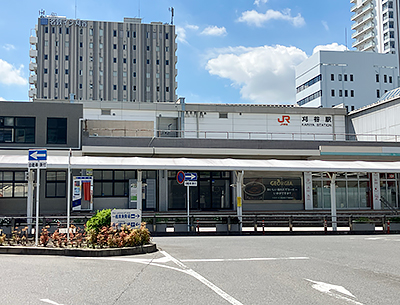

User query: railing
[1,214,397,236]
[380,197,399,215]
[88,128,400,143]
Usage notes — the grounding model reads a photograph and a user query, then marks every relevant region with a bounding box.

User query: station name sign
[41,17,88,27]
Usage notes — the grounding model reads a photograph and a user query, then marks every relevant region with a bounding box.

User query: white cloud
[0,59,27,85]
[2,44,15,51]
[201,26,227,36]
[313,43,348,54]
[238,9,305,27]
[206,45,307,104]
[321,21,329,31]
[176,26,187,43]
[186,24,199,31]
[254,0,268,6]
[0,97,5,101]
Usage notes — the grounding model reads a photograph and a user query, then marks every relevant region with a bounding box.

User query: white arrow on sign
[185,173,197,180]
[305,279,364,305]
[30,151,46,160]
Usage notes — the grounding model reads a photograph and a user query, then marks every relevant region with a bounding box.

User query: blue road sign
[29,149,47,161]
[177,171,185,184]
[185,172,197,181]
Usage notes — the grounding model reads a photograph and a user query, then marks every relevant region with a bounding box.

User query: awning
[2,154,400,172]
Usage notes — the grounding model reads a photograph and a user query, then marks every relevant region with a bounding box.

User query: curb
[0,243,157,257]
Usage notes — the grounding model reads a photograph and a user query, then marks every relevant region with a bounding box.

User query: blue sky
[0,0,353,104]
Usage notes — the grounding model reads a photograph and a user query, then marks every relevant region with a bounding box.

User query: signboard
[111,209,141,229]
[176,171,185,184]
[184,181,197,187]
[28,149,47,168]
[185,173,198,181]
[244,177,302,201]
[72,176,93,210]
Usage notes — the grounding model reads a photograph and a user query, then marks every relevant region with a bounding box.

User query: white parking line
[180,257,310,262]
[40,299,64,305]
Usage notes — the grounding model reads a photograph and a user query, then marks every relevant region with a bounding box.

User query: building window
[65,69,69,74]
[389,76,393,83]
[166,60,169,65]
[133,86,136,91]
[157,86,160,91]
[166,46,169,52]
[66,28,69,34]
[338,74,342,81]
[113,85,117,90]
[123,85,126,90]
[45,27,48,33]
[219,113,228,119]
[384,75,387,83]
[80,42,83,48]
[146,73,150,78]
[147,59,150,64]
[99,43,103,49]
[113,58,117,63]
[65,41,69,48]
[113,44,117,49]
[99,29,103,36]
[80,56,83,61]
[339,90,342,97]
[55,69,58,74]
[331,90,335,97]
[52,27,55,34]
[166,33,169,39]
[166,87,169,92]
[89,28,93,36]
[133,59,136,64]
[351,90,354,97]
[156,59,160,65]
[47,118,67,144]
[376,74,379,82]
[296,74,322,93]
[93,170,138,197]
[89,43,93,49]
[345,90,348,97]
[147,46,150,51]
[89,70,93,76]
[59,28,62,34]
[79,84,82,89]
[55,55,58,60]
[65,83,68,89]
[331,74,334,81]
[344,74,347,81]
[133,45,136,50]
[44,82,47,88]
[123,58,126,63]
[0,171,28,198]
[113,30,117,37]
[44,68,48,74]
[113,71,117,77]
[55,83,58,88]
[123,72,127,77]
[46,171,66,198]
[146,86,150,92]
[377,90,380,98]
[65,55,69,61]
[126,31,130,37]
[350,74,353,81]
[133,31,136,38]
[133,72,136,77]
[0,117,35,143]
[166,73,169,79]
[44,54,48,60]
[123,45,126,50]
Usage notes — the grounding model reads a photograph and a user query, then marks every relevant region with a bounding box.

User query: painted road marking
[40,299,64,305]
[180,257,310,262]
[305,279,364,305]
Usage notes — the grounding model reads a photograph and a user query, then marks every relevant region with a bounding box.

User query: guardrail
[88,128,400,142]
[1,214,397,236]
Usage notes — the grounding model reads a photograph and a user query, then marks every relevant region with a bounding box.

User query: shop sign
[111,209,141,229]
[301,116,332,127]
[244,177,302,201]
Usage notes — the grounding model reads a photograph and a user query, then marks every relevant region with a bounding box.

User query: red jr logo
[278,115,290,125]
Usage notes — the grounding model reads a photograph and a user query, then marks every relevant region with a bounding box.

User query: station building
[2,92,400,217]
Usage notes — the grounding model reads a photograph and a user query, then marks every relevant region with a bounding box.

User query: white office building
[295,50,398,109]
[29,15,177,103]
[351,0,400,63]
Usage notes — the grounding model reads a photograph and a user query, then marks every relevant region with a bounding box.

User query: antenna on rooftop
[169,7,174,25]
[39,9,45,18]
[345,27,348,50]
[138,0,141,17]
[75,0,77,19]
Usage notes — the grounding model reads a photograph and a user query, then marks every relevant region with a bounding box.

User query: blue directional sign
[185,172,197,181]
[29,149,47,161]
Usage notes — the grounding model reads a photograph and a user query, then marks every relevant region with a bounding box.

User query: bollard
[324,218,327,234]
[289,216,293,232]
[387,220,390,234]
[262,219,265,235]
[197,219,200,234]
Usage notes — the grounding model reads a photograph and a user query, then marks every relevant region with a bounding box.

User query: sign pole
[67,149,71,243]
[187,185,190,232]
[35,168,40,246]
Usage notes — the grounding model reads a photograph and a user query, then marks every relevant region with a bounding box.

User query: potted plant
[351,217,375,232]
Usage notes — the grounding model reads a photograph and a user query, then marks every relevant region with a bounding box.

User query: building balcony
[29,49,38,58]
[351,13,374,30]
[360,40,376,51]
[28,88,37,99]
[29,36,38,45]
[29,75,37,84]
[352,21,374,39]
[352,32,375,49]
[29,62,37,71]
[351,3,374,21]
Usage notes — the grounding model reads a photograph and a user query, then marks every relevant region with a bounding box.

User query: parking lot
[1,235,400,304]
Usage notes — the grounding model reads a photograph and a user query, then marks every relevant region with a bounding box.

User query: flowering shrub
[0,233,6,245]
[40,226,50,246]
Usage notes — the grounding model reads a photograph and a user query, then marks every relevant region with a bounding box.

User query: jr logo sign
[278,115,290,125]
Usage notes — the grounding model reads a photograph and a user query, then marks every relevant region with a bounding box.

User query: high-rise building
[295,50,398,109]
[29,15,177,103]
[351,0,400,62]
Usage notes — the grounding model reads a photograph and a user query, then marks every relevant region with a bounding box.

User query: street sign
[29,149,47,161]
[185,172,197,181]
[184,181,197,187]
[28,149,47,169]
[177,171,185,184]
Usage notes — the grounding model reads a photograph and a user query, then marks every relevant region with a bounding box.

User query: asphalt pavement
[1,235,400,304]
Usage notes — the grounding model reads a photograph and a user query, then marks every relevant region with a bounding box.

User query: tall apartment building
[29,15,177,103]
[295,50,398,109]
[351,0,400,63]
